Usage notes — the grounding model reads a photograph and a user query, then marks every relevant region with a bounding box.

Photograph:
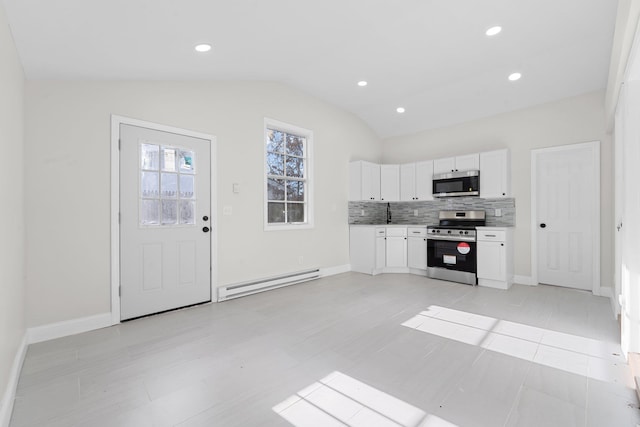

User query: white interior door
[534,142,599,291]
[120,124,211,320]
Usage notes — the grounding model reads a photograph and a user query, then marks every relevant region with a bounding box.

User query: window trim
[264,117,314,231]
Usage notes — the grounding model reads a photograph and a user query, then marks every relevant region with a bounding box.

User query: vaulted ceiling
[2,0,619,137]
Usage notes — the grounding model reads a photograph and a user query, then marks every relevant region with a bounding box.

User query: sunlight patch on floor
[273,371,457,427]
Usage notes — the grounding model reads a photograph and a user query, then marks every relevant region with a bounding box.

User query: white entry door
[120,124,212,320]
[533,141,599,291]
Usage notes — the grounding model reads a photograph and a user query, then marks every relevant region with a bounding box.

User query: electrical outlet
[495,208,502,217]
[298,256,304,265]
[414,209,419,217]
[361,209,365,216]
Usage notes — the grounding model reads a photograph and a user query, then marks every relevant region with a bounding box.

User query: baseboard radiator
[218,268,320,302]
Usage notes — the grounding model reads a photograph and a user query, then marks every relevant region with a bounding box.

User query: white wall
[24,81,381,327]
[0,1,25,420]
[381,90,613,289]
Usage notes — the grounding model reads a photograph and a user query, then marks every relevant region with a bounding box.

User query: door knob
[539,223,546,228]
[202,227,210,233]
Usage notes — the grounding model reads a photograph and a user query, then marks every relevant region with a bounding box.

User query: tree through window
[264,119,313,229]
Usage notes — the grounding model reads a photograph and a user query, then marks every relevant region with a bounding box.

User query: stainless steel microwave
[432,170,480,197]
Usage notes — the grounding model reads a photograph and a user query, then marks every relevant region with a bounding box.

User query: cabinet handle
[486,234,496,237]
[501,243,504,246]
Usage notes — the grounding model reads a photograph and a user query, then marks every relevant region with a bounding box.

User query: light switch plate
[223,206,233,215]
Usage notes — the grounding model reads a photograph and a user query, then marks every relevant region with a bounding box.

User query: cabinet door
[375,237,386,269]
[433,157,456,174]
[386,236,407,267]
[380,164,400,201]
[362,161,380,200]
[415,160,434,200]
[408,237,427,270]
[455,153,480,171]
[400,163,416,201]
[477,241,505,281]
[480,149,510,198]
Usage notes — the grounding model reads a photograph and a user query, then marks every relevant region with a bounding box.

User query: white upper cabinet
[380,164,400,201]
[400,163,416,201]
[480,149,511,198]
[433,153,480,174]
[349,161,380,201]
[415,161,434,200]
[401,161,434,201]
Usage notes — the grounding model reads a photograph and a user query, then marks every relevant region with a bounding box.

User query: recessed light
[396,107,405,113]
[508,72,522,81]
[357,81,368,87]
[486,26,502,36]
[195,44,212,53]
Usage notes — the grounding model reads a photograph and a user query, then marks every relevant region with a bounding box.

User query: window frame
[264,118,314,231]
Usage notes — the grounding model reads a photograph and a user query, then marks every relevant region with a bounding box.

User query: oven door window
[427,240,476,273]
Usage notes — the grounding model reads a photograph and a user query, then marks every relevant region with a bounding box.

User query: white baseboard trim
[320,264,351,277]
[0,333,27,427]
[27,312,112,345]
[513,275,535,286]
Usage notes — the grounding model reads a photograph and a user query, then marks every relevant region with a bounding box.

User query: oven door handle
[427,235,476,242]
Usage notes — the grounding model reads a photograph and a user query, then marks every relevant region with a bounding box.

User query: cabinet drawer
[407,227,427,237]
[375,227,386,237]
[477,229,506,242]
[386,227,407,237]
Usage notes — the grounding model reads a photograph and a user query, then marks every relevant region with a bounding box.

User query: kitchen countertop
[349,224,429,227]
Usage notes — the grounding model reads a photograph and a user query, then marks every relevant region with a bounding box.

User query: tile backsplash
[348,197,516,227]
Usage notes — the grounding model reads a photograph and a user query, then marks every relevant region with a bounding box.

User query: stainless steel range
[427,210,486,285]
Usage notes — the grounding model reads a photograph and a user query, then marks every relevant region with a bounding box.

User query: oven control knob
[447,230,451,234]
[465,231,469,235]
[459,231,463,235]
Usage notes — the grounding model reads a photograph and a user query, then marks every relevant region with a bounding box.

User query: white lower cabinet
[407,227,428,271]
[350,226,385,275]
[477,227,514,289]
[375,229,386,270]
[351,225,429,275]
[385,227,407,268]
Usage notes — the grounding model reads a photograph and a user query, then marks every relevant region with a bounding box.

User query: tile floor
[9,273,640,426]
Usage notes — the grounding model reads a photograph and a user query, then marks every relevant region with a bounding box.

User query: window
[264,118,313,230]
[139,142,196,227]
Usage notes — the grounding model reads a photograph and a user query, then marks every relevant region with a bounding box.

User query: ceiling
[2,0,619,138]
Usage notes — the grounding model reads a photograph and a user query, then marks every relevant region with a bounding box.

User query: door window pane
[162,200,178,225]
[179,150,196,174]
[141,172,159,198]
[180,175,195,199]
[140,199,160,225]
[162,147,177,172]
[141,144,159,170]
[180,200,196,224]
[161,173,178,198]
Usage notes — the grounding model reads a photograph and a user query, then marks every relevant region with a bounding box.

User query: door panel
[120,124,211,320]
[536,144,596,290]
